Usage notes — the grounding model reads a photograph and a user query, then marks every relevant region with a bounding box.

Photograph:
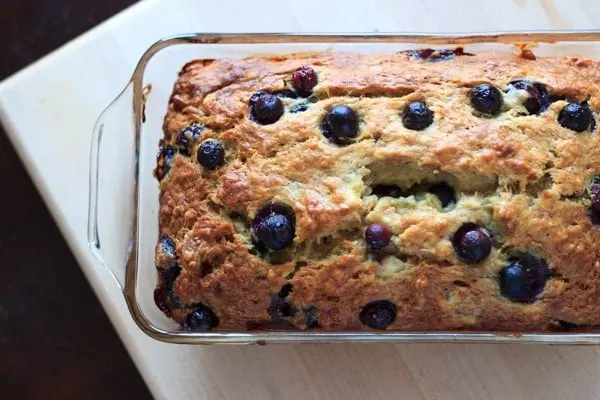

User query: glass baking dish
[88,31,600,344]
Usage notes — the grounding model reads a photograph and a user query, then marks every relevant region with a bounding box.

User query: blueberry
[160,265,183,307]
[252,204,296,250]
[153,287,170,315]
[506,79,549,115]
[365,223,393,250]
[269,295,296,318]
[183,305,220,331]
[428,182,456,208]
[590,182,600,225]
[555,320,579,330]
[155,141,175,181]
[359,300,397,329]
[470,84,503,115]
[159,235,176,258]
[401,101,434,130]
[499,254,550,303]
[278,283,293,298]
[272,89,298,99]
[558,103,594,132]
[196,140,225,170]
[249,91,284,125]
[321,105,359,145]
[289,103,309,113]
[304,306,320,329]
[291,66,318,95]
[452,223,492,264]
[401,47,473,61]
[175,123,204,154]
[372,184,405,198]
[161,265,181,292]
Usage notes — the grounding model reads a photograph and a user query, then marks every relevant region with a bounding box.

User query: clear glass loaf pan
[89,31,600,344]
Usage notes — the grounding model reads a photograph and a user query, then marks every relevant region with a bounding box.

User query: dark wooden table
[0,1,153,399]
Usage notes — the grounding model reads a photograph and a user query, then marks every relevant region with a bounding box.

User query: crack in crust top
[155,49,600,332]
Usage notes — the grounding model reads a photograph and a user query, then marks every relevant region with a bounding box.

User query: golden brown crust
[156,50,600,332]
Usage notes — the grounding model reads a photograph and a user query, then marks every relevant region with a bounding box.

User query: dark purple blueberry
[175,123,204,154]
[160,265,183,307]
[401,47,473,62]
[248,91,284,125]
[452,223,492,264]
[401,101,434,130]
[506,79,549,115]
[289,103,309,113]
[428,182,456,208]
[269,295,296,318]
[196,140,225,170]
[555,320,579,330]
[499,254,550,303]
[272,89,298,99]
[182,305,220,331]
[372,184,405,198]
[304,306,320,329]
[321,105,359,145]
[590,182,600,225]
[359,300,397,329]
[159,235,176,258]
[558,102,594,132]
[278,283,293,298]
[291,66,318,95]
[155,141,175,181]
[470,84,503,115]
[365,223,393,250]
[252,203,296,250]
[154,287,170,315]
[161,265,181,293]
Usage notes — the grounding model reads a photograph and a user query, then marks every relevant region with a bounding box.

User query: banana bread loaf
[153,48,600,332]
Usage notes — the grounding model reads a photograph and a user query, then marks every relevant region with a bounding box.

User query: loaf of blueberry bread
[153,48,600,332]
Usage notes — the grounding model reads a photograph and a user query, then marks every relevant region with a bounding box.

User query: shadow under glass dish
[88,31,600,344]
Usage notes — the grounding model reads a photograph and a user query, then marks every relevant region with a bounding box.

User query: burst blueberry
[272,88,297,99]
[155,141,175,181]
[153,287,170,315]
[159,235,176,258]
[506,79,549,115]
[175,123,204,154]
[304,306,320,329]
[400,47,473,61]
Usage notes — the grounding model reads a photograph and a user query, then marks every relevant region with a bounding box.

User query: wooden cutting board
[1,0,600,399]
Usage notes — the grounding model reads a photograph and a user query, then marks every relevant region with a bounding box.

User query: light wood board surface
[1,0,600,399]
